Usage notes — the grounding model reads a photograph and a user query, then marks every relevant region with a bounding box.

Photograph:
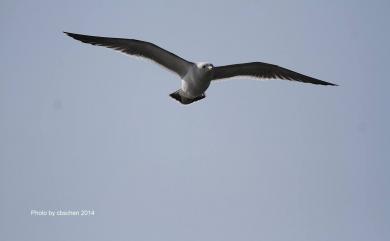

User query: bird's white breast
[181,66,211,98]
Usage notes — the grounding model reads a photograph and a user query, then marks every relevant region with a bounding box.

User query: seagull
[64,32,337,105]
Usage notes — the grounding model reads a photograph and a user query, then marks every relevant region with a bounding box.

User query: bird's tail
[169,90,205,105]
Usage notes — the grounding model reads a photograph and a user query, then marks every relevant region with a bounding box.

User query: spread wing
[64,32,194,78]
[212,62,337,86]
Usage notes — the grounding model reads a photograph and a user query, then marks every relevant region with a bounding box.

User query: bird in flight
[64,32,337,105]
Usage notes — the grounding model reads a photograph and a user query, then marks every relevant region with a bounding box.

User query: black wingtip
[63,32,90,44]
[63,32,84,40]
[317,80,338,86]
[63,31,76,38]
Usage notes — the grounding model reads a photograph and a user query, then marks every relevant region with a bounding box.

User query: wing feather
[212,62,337,86]
[64,32,193,77]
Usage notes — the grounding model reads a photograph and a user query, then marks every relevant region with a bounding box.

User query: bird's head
[197,62,214,72]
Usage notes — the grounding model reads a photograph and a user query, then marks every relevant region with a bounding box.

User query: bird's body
[64,32,337,104]
[182,62,213,97]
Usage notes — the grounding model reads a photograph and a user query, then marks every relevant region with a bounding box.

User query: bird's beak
[207,65,213,70]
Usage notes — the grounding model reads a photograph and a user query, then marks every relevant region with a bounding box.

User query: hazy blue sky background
[1,0,389,240]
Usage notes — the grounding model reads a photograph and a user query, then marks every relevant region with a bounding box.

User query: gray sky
[1,0,389,240]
